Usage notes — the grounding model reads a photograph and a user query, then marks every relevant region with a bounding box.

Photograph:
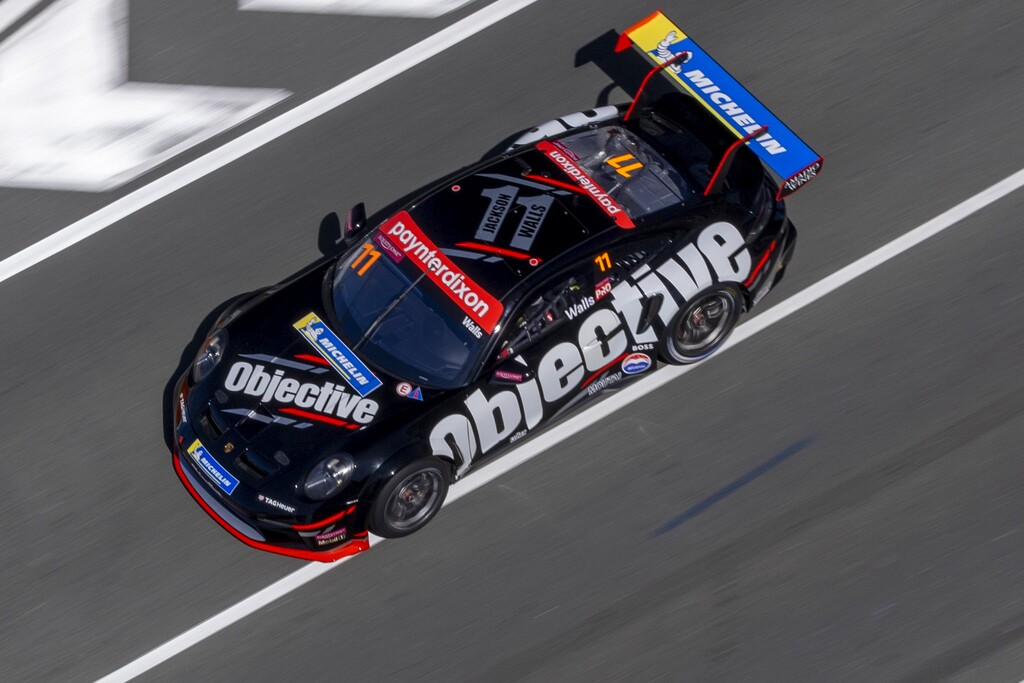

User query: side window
[492,237,674,364]
[495,271,591,361]
[592,236,673,300]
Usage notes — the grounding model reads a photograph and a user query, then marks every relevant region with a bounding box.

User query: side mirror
[342,202,367,248]
[318,203,368,257]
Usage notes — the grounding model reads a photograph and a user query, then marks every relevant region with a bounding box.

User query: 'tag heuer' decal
[381,212,503,333]
[536,140,635,229]
[293,313,382,397]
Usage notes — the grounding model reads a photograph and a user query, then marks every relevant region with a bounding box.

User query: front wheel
[661,285,742,364]
[368,458,449,538]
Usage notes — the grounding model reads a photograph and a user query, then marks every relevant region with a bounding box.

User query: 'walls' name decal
[462,315,483,339]
[565,296,595,320]
[510,195,553,251]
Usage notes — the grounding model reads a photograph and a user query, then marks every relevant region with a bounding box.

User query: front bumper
[172,452,369,561]
[172,376,370,562]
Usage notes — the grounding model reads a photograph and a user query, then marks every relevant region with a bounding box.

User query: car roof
[403,151,616,302]
[395,102,763,308]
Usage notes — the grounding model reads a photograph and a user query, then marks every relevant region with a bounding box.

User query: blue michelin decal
[187,439,239,495]
[645,30,822,194]
[293,312,382,397]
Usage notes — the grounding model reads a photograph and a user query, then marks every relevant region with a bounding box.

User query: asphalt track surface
[1,1,1023,681]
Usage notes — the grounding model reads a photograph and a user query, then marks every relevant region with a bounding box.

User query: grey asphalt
[0,0,1023,681]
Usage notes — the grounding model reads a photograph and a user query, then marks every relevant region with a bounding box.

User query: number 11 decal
[606,153,643,178]
[352,243,381,276]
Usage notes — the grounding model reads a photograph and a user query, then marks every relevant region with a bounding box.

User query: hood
[195,263,438,487]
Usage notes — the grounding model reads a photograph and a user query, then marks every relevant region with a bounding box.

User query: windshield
[330,238,488,389]
[556,125,694,217]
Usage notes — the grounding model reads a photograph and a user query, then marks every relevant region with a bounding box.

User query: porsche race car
[170,11,823,561]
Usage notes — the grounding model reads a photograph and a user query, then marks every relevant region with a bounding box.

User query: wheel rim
[384,470,443,531]
[674,292,734,356]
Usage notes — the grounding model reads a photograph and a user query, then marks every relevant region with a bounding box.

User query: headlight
[304,454,355,501]
[192,329,227,383]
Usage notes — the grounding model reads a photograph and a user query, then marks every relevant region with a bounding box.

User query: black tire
[368,458,449,538]
[661,285,742,364]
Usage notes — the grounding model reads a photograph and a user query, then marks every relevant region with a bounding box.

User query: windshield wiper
[353,271,427,350]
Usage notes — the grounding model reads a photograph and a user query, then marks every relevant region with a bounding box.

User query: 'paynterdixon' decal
[382,212,503,333]
[536,140,635,229]
[294,313,382,397]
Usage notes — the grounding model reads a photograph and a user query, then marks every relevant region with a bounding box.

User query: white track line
[96,168,1024,682]
[0,0,542,285]
[0,0,42,34]
[240,0,476,18]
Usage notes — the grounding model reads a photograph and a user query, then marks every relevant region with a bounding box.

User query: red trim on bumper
[291,504,357,531]
[744,240,777,288]
[172,455,370,562]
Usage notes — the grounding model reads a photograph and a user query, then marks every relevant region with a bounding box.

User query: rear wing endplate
[616,11,823,199]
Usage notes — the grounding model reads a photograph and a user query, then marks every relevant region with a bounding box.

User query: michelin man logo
[656,32,692,73]
[304,321,321,338]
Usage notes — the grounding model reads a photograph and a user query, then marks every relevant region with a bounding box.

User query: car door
[425,246,671,478]
[423,262,599,477]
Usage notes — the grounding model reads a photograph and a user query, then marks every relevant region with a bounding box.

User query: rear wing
[616,11,823,200]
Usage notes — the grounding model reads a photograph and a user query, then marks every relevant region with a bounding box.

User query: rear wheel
[368,458,449,538]
[661,285,742,364]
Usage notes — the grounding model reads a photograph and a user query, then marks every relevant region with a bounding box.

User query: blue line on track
[652,437,814,536]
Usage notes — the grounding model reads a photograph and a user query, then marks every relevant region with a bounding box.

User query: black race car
[170,12,822,561]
